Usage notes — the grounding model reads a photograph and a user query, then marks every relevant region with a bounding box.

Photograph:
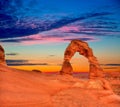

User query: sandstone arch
[60,40,104,79]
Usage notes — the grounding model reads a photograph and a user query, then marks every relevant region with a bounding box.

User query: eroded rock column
[0,45,6,65]
[60,40,104,79]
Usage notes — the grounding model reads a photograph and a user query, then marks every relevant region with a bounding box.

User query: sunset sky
[0,0,120,72]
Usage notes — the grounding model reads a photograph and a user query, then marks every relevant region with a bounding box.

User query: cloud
[0,11,113,39]
[103,67,118,69]
[6,60,27,63]
[63,37,96,41]
[49,55,55,57]
[0,39,21,43]
[0,31,98,45]
[105,64,120,66]
[49,12,112,29]
[6,59,49,66]
[1,12,119,45]
[101,64,120,66]
[6,53,18,56]
[61,21,120,36]
[0,35,43,43]
[58,26,79,32]
[0,13,17,24]
[0,0,119,45]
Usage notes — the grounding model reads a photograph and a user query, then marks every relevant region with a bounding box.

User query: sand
[0,64,120,107]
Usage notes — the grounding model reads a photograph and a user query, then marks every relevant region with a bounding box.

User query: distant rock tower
[60,40,104,79]
[0,45,6,65]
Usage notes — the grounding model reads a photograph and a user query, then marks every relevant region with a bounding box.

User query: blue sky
[0,0,120,72]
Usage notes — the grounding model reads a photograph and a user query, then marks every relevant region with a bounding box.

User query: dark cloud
[0,39,21,43]
[88,26,118,29]
[64,19,120,36]
[6,59,27,64]
[0,27,40,39]
[65,29,120,37]
[63,37,95,41]
[6,59,48,66]
[80,20,117,27]
[7,63,48,66]
[103,67,118,69]
[0,13,15,22]
[65,31,120,37]
[101,64,120,66]
[0,11,112,39]
[64,31,105,36]
[47,12,112,30]
[0,37,42,43]
[105,64,120,66]
[6,53,18,56]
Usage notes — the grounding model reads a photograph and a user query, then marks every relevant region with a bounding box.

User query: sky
[0,0,120,72]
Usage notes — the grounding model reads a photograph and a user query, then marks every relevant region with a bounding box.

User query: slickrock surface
[0,67,120,107]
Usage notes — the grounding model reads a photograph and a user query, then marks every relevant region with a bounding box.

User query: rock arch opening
[60,40,104,79]
[70,52,89,72]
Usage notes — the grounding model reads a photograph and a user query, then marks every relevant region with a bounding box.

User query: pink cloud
[20,34,65,45]
[58,26,80,32]
[20,33,97,45]
[3,25,98,45]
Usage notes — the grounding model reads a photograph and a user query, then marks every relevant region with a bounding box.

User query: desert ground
[104,71,120,96]
[0,64,120,107]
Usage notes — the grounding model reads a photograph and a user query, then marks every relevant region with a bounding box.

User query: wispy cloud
[0,0,120,45]
[0,35,43,43]
[6,59,49,66]
[63,37,96,41]
[103,67,118,69]
[6,53,18,56]
[0,11,119,45]
[0,11,114,39]
[0,31,98,45]
[101,63,120,66]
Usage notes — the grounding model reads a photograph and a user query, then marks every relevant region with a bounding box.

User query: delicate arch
[60,40,104,79]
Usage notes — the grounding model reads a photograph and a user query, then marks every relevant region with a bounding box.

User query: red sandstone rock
[60,40,104,79]
[60,60,73,75]
[0,45,6,65]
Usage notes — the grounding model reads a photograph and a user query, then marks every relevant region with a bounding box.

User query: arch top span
[60,40,104,79]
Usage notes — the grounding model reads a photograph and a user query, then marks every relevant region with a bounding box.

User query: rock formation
[0,42,120,107]
[60,40,104,79]
[60,61,73,75]
[0,45,6,65]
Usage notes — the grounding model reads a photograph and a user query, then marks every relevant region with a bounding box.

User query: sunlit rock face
[60,60,73,75]
[60,40,104,79]
[0,45,6,65]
